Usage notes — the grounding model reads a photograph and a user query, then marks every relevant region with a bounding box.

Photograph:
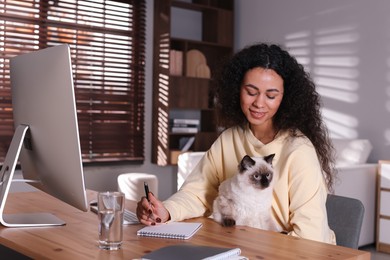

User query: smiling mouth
[250,110,266,119]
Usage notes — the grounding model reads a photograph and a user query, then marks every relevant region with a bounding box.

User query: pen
[144,182,156,223]
[144,182,161,224]
[144,182,150,201]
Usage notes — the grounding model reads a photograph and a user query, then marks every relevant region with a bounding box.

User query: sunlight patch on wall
[285,24,360,138]
[386,69,390,113]
[385,129,390,145]
[315,77,358,91]
[315,74,359,103]
[314,25,359,45]
[315,45,357,55]
[312,25,360,104]
[385,56,390,145]
[314,56,359,67]
[314,67,358,79]
[284,31,311,67]
[322,107,358,138]
[317,87,358,103]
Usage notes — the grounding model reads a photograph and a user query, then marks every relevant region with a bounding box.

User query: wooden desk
[0,190,370,260]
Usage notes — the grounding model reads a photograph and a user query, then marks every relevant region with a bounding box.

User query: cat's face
[238,154,275,189]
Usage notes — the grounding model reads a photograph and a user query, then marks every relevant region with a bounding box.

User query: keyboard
[89,200,139,225]
[123,209,139,225]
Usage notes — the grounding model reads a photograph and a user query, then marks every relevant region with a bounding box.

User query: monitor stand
[0,125,65,227]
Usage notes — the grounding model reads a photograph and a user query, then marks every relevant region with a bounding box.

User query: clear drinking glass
[97,191,125,250]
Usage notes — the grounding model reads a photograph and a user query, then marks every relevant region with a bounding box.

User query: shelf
[172,0,233,11]
[169,77,210,109]
[171,37,233,48]
[376,161,390,253]
[170,4,233,46]
[152,0,233,166]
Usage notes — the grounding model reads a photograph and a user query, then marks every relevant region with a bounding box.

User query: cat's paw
[222,218,236,227]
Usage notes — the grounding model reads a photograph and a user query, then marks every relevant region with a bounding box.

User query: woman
[137,43,337,244]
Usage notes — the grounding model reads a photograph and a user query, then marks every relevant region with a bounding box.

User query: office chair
[326,194,364,249]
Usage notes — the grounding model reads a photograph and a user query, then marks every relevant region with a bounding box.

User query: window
[0,0,146,163]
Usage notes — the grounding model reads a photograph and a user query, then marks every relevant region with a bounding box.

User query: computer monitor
[0,44,88,227]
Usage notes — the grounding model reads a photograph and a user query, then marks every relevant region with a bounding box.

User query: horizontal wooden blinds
[0,0,146,163]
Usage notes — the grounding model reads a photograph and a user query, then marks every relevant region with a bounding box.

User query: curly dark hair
[213,43,336,191]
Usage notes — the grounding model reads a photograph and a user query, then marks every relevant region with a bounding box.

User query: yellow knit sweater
[163,124,336,244]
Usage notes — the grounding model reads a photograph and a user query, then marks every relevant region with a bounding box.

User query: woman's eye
[267,95,276,100]
[247,91,257,96]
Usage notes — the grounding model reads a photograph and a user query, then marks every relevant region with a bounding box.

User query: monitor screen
[0,44,88,227]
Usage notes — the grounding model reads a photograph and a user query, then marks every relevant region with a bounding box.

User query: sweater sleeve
[162,127,245,221]
[163,142,224,221]
[275,140,336,244]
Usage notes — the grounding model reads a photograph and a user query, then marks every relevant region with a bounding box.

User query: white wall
[235,0,390,163]
[87,0,390,200]
[84,0,178,200]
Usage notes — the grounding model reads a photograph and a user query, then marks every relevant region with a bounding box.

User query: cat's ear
[264,153,275,166]
[238,155,255,173]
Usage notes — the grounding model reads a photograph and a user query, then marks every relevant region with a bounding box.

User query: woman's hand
[136,192,170,225]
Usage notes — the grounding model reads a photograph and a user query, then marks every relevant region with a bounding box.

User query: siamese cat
[212,154,280,231]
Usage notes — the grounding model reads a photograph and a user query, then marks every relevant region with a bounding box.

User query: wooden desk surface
[0,190,370,260]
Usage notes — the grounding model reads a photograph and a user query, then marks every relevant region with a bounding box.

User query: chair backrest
[177,152,205,189]
[117,173,158,201]
[326,194,364,249]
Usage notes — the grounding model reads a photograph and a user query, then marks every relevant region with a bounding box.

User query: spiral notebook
[137,222,202,239]
[141,243,243,260]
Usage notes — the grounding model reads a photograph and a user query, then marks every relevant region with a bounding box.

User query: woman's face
[240,67,284,131]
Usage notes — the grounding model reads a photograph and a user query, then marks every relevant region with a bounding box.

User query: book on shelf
[137,222,202,240]
[171,127,198,134]
[170,118,200,134]
[171,123,199,128]
[171,124,199,129]
[141,243,245,260]
[179,136,195,151]
[171,118,200,126]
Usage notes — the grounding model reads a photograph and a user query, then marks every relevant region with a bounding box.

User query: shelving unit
[377,160,390,254]
[151,0,234,165]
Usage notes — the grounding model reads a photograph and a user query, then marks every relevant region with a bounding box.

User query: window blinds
[0,0,145,163]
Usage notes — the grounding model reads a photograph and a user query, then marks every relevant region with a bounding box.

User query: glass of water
[97,191,125,250]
